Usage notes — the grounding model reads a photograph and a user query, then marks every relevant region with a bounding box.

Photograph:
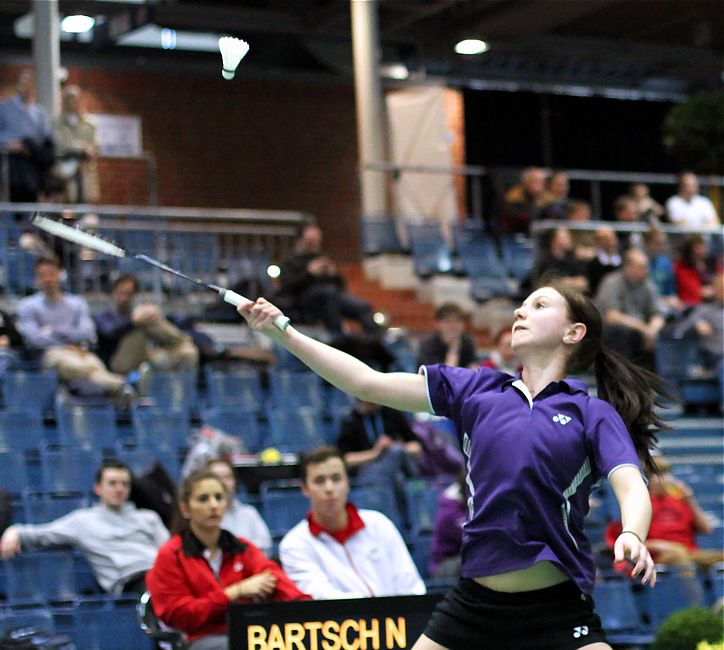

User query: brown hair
[540,279,671,475]
[435,302,466,321]
[300,446,347,483]
[171,469,227,535]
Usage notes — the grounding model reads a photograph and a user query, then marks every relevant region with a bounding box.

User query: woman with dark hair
[674,234,716,306]
[146,470,308,650]
[238,279,669,650]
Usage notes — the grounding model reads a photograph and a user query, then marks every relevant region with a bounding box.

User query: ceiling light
[61,15,95,34]
[380,63,409,80]
[454,39,489,55]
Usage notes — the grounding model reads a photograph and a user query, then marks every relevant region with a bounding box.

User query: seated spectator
[674,234,716,307]
[0,459,168,594]
[605,456,721,606]
[628,182,664,224]
[206,458,272,556]
[674,273,723,384]
[586,227,622,296]
[542,170,570,220]
[665,172,720,229]
[429,472,467,579]
[416,302,477,369]
[17,256,133,403]
[531,227,588,292]
[481,328,519,376]
[147,469,308,650]
[337,398,421,522]
[279,446,425,599]
[94,274,199,376]
[0,308,25,374]
[51,85,100,203]
[566,200,596,261]
[500,167,547,234]
[595,248,665,370]
[644,228,681,315]
[0,70,54,203]
[612,195,644,250]
[276,223,378,335]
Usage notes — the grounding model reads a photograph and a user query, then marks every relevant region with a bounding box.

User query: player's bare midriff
[474,561,569,592]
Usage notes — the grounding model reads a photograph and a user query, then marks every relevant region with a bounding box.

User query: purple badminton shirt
[421,364,641,594]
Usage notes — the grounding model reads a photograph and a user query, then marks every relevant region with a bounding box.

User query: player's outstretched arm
[239,298,430,414]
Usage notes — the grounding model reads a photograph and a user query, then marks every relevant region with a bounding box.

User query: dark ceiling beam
[151,3,306,36]
[448,0,627,41]
[379,0,461,36]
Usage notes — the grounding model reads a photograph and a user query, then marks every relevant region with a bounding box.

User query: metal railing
[0,203,311,309]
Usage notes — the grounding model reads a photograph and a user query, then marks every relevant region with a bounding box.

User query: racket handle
[222,290,290,332]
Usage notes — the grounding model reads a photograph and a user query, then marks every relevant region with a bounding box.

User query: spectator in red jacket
[147,469,309,649]
[674,234,716,307]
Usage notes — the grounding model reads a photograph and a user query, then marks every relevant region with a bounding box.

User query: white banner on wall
[386,86,456,246]
[86,113,143,158]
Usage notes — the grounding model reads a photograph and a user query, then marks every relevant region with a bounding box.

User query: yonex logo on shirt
[553,413,572,425]
[572,626,589,638]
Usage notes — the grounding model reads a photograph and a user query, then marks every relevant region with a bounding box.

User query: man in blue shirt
[17,256,132,403]
[0,70,54,202]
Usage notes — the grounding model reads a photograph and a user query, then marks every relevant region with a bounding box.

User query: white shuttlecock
[219,36,249,80]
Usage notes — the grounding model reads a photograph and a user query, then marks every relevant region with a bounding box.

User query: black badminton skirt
[423,578,608,650]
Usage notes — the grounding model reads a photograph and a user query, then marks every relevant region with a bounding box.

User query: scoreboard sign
[229,594,443,650]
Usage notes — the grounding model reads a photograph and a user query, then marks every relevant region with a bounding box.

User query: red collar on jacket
[180,528,248,557]
[307,502,365,544]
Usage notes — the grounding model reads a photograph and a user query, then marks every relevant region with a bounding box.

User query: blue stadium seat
[22,491,88,524]
[56,404,118,450]
[3,371,58,413]
[408,532,433,580]
[406,482,444,537]
[202,406,264,453]
[361,218,401,255]
[407,221,453,277]
[115,444,181,483]
[0,451,30,496]
[5,550,77,603]
[204,367,264,408]
[73,551,103,596]
[268,406,326,453]
[350,483,403,531]
[269,371,322,407]
[638,565,705,628]
[144,370,198,411]
[72,595,153,650]
[0,409,45,451]
[593,578,653,644]
[259,482,308,539]
[0,603,56,637]
[131,405,191,450]
[501,234,535,284]
[454,223,505,279]
[40,447,101,493]
[697,525,723,551]
[4,249,36,296]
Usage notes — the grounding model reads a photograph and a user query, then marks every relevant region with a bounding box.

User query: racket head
[31,214,127,258]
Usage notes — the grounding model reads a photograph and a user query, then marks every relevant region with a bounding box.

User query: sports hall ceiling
[0,0,722,98]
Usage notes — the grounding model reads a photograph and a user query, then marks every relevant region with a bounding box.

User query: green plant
[663,89,724,174]
[653,607,724,650]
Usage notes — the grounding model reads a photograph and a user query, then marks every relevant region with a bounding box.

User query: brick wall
[0,63,362,259]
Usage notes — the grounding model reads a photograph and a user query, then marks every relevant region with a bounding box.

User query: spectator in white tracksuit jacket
[279,446,425,599]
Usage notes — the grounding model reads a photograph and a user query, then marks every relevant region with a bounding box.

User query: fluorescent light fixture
[118,23,224,52]
[380,63,409,80]
[455,39,489,55]
[61,15,95,33]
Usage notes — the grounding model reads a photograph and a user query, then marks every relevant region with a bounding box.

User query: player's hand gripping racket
[31,213,290,332]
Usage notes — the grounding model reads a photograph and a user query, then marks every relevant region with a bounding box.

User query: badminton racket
[31,213,290,332]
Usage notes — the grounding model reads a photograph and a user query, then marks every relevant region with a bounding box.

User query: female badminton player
[239,280,665,650]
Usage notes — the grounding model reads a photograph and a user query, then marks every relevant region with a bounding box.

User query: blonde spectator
[52,85,100,203]
[628,183,664,223]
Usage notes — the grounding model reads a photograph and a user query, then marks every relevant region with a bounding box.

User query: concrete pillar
[350,0,387,219]
[33,0,61,117]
